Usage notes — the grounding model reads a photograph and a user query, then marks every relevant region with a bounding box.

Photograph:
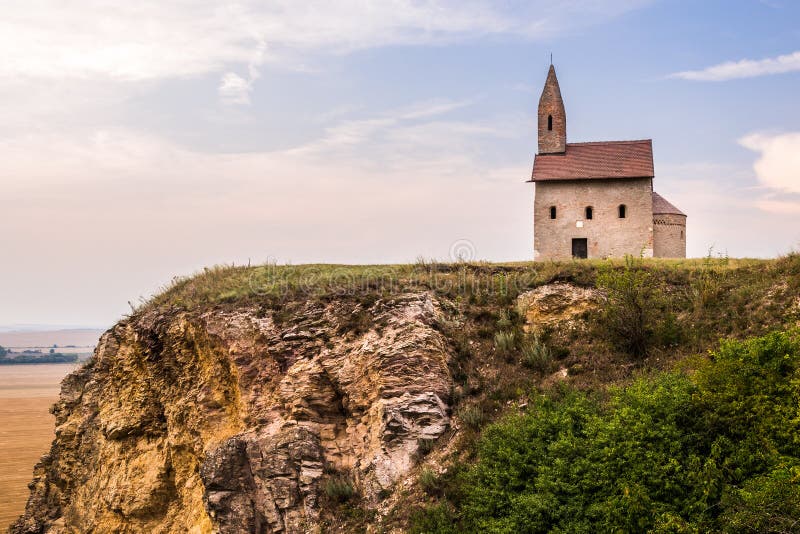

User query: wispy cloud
[0,103,534,323]
[755,198,800,214]
[0,1,653,109]
[219,73,254,105]
[670,50,800,81]
[0,1,650,83]
[219,40,267,105]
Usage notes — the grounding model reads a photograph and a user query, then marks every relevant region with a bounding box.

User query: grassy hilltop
[135,254,800,532]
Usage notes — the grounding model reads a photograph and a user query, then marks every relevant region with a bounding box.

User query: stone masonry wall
[653,213,686,258]
[533,178,654,260]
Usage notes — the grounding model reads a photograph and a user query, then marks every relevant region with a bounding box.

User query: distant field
[0,328,104,349]
[0,364,77,530]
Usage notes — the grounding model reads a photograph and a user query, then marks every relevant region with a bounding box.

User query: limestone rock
[11,292,451,533]
[518,282,600,331]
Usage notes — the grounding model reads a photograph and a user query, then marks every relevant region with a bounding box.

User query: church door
[571,238,588,259]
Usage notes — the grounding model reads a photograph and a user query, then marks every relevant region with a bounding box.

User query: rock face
[518,282,600,331]
[11,292,451,533]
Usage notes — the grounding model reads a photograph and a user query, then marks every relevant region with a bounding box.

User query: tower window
[585,206,593,220]
[547,115,553,131]
[618,204,627,218]
[549,206,557,219]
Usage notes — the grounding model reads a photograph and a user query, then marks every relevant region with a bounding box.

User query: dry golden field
[0,364,77,530]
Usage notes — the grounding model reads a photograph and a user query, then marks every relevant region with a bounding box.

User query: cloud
[0,101,535,324]
[754,199,800,214]
[0,99,529,229]
[654,162,800,258]
[0,1,650,83]
[219,40,267,105]
[739,132,800,194]
[219,72,254,105]
[0,98,515,190]
[0,1,651,107]
[670,50,800,81]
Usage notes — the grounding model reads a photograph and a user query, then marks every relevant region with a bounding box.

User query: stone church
[529,65,686,260]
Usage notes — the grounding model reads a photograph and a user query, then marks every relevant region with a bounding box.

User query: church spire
[538,64,566,154]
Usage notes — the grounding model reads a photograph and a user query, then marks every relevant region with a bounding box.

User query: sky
[1,0,799,327]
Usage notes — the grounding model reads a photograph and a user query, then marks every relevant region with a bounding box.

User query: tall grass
[521,334,552,373]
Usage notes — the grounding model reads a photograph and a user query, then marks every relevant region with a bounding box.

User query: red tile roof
[652,192,685,216]
[531,139,654,181]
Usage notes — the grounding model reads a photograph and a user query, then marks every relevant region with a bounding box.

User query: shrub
[324,475,356,503]
[596,256,658,358]
[521,334,552,373]
[449,331,800,533]
[690,269,724,314]
[457,404,485,430]
[408,503,458,534]
[718,468,800,533]
[419,468,440,496]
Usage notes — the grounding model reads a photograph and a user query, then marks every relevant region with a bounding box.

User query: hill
[10,256,800,533]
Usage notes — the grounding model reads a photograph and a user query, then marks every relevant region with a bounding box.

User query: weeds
[419,468,441,496]
[521,334,552,373]
[324,475,356,503]
[417,438,437,456]
[493,330,517,357]
[457,404,485,430]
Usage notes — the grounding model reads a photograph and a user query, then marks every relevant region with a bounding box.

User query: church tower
[538,64,566,154]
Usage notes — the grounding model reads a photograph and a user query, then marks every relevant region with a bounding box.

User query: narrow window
[585,206,593,220]
[618,204,626,218]
[680,230,684,238]
[547,115,553,131]
[549,206,557,219]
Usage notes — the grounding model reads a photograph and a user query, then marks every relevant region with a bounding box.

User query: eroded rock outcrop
[11,292,451,534]
[518,282,600,331]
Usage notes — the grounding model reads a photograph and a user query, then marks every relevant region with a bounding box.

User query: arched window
[680,230,684,238]
[585,206,593,220]
[549,206,557,219]
[547,115,553,131]
[618,204,627,218]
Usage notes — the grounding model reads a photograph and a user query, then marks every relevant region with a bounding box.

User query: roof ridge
[566,139,652,146]
[532,138,655,181]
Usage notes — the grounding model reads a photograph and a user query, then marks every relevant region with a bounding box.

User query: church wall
[533,178,654,260]
[653,213,686,258]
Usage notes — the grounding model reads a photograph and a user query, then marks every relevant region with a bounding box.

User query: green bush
[434,331,800,533]
[409,503,458,534]
[596,256,657,357]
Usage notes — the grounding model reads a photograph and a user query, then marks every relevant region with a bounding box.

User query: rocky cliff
[12,258,798,533]
[11,290,453,533]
